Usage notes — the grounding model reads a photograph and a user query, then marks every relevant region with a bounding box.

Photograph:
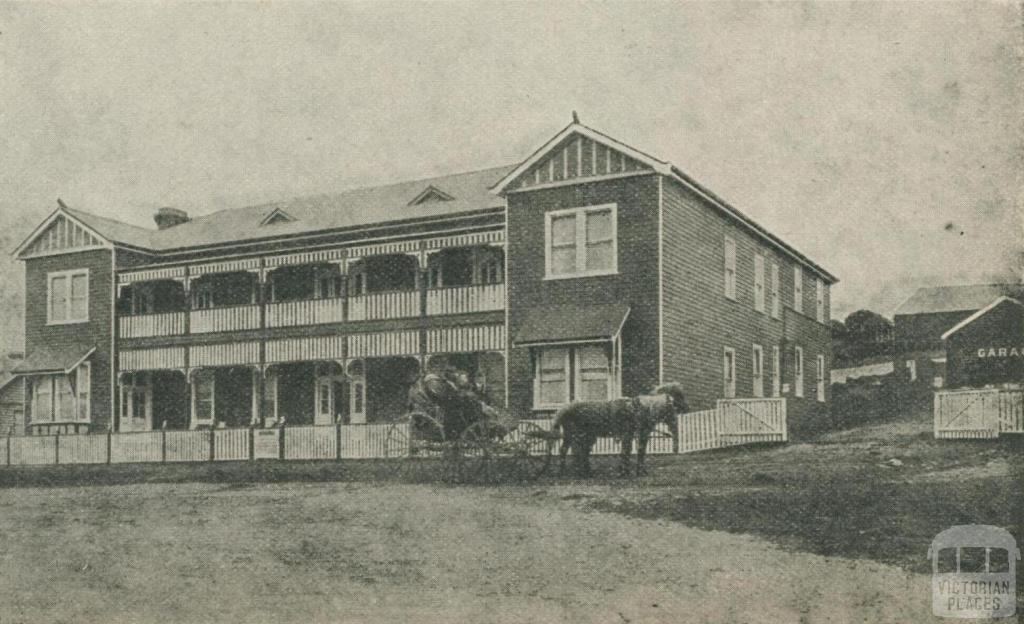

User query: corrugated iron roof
[894,284,1024,316]
[12,346,94,375]
[65,166,512,253]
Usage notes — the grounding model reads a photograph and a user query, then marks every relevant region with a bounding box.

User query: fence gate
[677,398,788,454]
[935,389,1024,439]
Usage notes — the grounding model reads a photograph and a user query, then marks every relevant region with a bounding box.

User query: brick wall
[24,249,114,431]
[660,177,832,435]
[506,174,661,418]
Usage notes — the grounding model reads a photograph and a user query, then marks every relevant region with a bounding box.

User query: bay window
[533,343,617,408]
[31,362,91,424]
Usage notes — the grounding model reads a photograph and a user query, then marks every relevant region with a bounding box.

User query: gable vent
[409,186,455,206]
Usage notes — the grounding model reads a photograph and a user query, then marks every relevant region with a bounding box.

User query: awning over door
[513,302,630,346]
[12,345,95,375]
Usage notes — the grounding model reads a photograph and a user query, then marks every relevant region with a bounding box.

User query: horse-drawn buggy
[383,371,557,483]
[383,369,687,482]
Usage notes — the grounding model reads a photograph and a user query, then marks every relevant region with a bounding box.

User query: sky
[0,2,1021,353]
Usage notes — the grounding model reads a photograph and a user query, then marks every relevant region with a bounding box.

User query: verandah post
[209,427,215,461]
[161,422,167,463]
[106,430,112,464]
[54,431,60,465]
[336,421,342,461]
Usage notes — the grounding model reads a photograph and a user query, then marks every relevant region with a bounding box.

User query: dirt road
[0,480,932,623]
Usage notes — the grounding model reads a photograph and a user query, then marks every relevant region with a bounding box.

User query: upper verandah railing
[117,232,506,337]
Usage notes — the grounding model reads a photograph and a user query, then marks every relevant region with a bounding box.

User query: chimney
[154,207,189,230]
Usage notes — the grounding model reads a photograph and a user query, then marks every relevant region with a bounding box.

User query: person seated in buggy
[406,367,499,441]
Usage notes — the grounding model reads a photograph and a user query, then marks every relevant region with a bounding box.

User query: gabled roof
[492,121,837,284]
[940,296,1024,340]
[895,284,1024,316]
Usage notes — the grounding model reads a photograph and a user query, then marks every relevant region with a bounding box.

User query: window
[349,264,367,296]
[933,376,944,389]
[793,266,803,314]
[262,370,279,423]
[545,204,617,278]
[771,345,781,397]
[816,278,825,323]
[576,346,611,402]
[47,269,89,324]
[33,377,52,423]
[754,254,765,313]
[906,359,917,382]
[533,345,615,408]
[723,347,736,399]
[535,348,570,407]
[31,365,91,424]
[477,253,503,285]
[131,286,154,315]
[314,267,342,299]
[816,355,826,402]
[76,363,91,421]
[723,236,736,300]
[193,281,215,309]
[752,345,764,398]
[794,346,804,398]
[770,262,780,319]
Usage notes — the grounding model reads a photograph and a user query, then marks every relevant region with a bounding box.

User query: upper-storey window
[816,278,825,323]
[793,266,804,314]
[724,236,736,300]
[47,269,89,324]
[770,262,781,319]
[754,253,765,313]
[544,204,617,279]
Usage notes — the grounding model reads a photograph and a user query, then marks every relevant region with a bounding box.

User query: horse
[553,383,688,477]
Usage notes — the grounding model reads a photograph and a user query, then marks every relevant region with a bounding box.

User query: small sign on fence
[254,429,281,460]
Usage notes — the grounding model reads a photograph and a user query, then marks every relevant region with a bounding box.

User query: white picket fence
[934,389,1024,439]
[0,399,787,468]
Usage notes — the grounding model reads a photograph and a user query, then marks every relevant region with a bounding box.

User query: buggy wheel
[385,412,447,483]
[508,421,554,481]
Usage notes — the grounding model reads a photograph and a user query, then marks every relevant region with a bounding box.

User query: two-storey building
[13,118,836,438]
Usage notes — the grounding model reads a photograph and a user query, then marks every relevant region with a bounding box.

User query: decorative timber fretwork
[118,266,187,285]
[508,134,650,192]
[347,331,419,358]
[265,336,346,364]
[190,258,261,278]
[426,325,506,354]
[347,240,421,263]
[264,248,346,269]
[189,342,261,368]
[424,230,504,250]
[119,347,187,372]
[18,213,109,258]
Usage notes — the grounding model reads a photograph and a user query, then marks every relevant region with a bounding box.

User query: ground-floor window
[533,343,616,408]
[816,354,826,403]
[723,347,736,399]
[771,346,781,397]
[752,344,764,398]
[794,346,804,398]
[31,363,91,424]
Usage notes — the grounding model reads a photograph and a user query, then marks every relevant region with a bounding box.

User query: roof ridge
[184,163,516,224]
